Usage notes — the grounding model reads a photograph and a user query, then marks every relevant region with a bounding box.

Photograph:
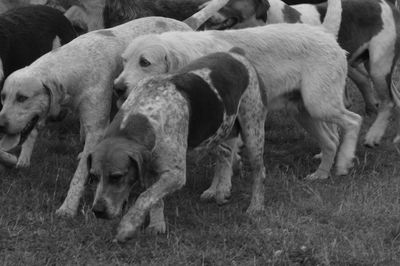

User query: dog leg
[236,92,267,215]
[364,76,393,147]
[348,66,379,115]
[301,74,362,176]
[294,111,338,180]
[115,143,186,242]
[200,138,237,204]
[16,128,39,168]
[56,129,105,217]
[146,199,166,235]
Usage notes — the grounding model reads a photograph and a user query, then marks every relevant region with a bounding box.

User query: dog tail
[184,0,229,30]
[322,0,342,37]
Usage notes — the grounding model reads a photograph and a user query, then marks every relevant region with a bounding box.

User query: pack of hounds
[0,0,399,242]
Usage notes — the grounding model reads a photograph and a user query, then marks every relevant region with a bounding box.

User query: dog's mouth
[19,115,39,144]
[0,115,39,151]
[206,17,239,30]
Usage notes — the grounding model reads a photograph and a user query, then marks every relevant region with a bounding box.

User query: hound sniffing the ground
[0,0,229,218]
[0,5,77,168]
[113,0,361,212]
[89,48,268,242]
[206,0,400,147]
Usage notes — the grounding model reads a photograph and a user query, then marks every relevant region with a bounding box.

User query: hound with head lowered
[89,48,267,242]
[0,0,230,218]
[114,0,361,203]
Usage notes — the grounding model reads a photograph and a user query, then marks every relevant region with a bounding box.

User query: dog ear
[127,148,153,188]
[42,80,69,118]
[255,0,270,22]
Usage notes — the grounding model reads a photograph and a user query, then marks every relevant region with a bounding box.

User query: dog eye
[139,56,151,67]
[109,174,123,184]
[16,94,28,103]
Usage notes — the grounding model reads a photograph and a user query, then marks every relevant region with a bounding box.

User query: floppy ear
[255,0,270,22]
[127,149,153,188]
[42,80,69,118]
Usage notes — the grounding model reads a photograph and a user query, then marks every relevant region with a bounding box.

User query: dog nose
[92,201,109,219]
[0,115,8,133]
[113,80,127,98]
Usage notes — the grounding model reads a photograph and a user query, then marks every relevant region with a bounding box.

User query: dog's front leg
[16,128,39,168]
[56,128,106,217]
[115,141,186,242]
[146,199,166,235]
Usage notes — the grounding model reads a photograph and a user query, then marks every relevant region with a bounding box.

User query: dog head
[114,35,183,106]
[205,0,269,30]
[89,112,156,219]
[0,70,63,151]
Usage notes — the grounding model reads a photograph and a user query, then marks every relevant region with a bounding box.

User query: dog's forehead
[3,73,41,94]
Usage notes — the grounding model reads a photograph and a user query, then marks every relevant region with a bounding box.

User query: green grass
[1,89,400,265]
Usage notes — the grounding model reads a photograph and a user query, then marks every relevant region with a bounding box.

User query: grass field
[0,87,400,265]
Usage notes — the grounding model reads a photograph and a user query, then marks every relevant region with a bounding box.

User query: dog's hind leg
[301,74,362,176]
[200,137,237,204]
[348,66,379,115]
[237,93,267,215]
[293,110,338,180]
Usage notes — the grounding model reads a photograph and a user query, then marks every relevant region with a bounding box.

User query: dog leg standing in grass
[207,0,400,146]
[0,0,229,218]
[114,0,361,184]
[89,49,267,242]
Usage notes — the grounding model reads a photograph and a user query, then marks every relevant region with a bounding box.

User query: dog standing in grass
[88,48,268,242]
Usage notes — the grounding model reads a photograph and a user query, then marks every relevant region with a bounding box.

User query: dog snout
[0,115,9,133]
[113,79,127,98]
[92,200,110,219]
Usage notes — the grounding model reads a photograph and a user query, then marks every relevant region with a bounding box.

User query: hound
[89,48,267,242]
[113,0,362,215]
[206,0,400,147]
[0,5,77,167]
[0,0,230,218]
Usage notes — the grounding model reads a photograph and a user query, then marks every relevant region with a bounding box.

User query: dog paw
[115,222,136,243]
[216,188,231,205]
[200,188,217,201]
[16,154,31,168]
[77,152,83,161]
[364,131,383,148]
[55,206,77,218]
[336,159,354,176]
[246,204,265,216]
[304,169,329,181]
[146,221,166,235]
